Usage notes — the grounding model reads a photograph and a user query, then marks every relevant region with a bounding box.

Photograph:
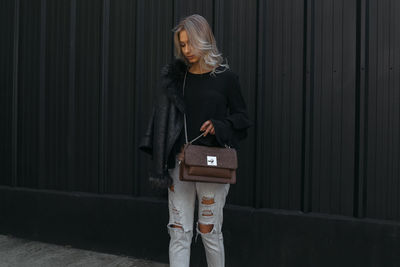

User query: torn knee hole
[201,209,213,216]
[198,223,214,233]
[169,185,175,192]
[170,223,183,229]
[201,196,215,205]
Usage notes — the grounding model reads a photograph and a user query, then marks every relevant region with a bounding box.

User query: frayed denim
[167,158,229,267]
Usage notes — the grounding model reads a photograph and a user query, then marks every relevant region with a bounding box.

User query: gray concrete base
[0,235,168,267]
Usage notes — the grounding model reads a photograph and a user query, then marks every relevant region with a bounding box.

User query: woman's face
[179,30,200,64]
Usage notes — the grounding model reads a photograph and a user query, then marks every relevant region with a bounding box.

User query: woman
[139,14,251,267]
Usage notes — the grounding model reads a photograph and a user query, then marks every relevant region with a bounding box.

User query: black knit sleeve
[210,72,252,148]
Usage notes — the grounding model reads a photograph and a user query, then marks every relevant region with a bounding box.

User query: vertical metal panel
[303,0,315,213]
[0,0,15,186]
[365,0,400,220]
[341,0,358,215]
[387,0,400,220]
[68,0,76,191]
[256,0,304,210]
[365,0,378,219]
[174,0,214,26]
[104,0,136,194]
[214,0,257,206]
[310,0,356,216]
[287,0,305,211]
[355,0,368,218]
[392,0,400,220]
[391,0,400,220]
[17,0,41,188]
[69,0,102,192]
[99,0,109,194]
[43,0,70,190]
[12,0,20,187]
[255,0,272,209]
[38,0,47,189]
[135,0,174,196]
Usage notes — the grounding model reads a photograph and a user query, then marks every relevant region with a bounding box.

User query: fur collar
[160,59,188,113]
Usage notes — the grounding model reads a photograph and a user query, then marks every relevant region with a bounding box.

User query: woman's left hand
[200,120,215,136]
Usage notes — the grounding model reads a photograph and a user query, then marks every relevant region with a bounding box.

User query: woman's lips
[186,55,194,59]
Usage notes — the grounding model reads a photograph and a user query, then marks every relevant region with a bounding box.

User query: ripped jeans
[167,158,230,267]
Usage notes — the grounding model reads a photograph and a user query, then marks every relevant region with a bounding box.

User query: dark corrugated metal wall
[364,0,400,220]
[0,0,399,221]
[256,0,304,211]
[307,0,357,216]
[0,0,14,186]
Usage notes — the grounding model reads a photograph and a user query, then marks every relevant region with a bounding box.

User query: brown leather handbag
[179,143,237,184]
[178,70,237,184]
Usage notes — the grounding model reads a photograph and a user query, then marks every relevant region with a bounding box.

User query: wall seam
[12,0,20,187]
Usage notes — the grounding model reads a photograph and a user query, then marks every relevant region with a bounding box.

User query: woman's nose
[183,45,190,54]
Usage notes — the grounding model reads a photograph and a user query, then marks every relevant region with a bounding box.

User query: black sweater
[172,67,251,159]
[139,59,251,187]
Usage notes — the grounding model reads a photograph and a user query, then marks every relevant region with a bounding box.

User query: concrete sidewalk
[0,235,168,267]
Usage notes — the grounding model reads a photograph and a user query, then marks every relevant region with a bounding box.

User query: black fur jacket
[139,58,251,189]
[139,59,187,188]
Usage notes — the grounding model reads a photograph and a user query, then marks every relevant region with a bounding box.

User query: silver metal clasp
[207,156,217,166]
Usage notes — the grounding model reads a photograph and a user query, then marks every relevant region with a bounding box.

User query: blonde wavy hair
[172,14,229,76]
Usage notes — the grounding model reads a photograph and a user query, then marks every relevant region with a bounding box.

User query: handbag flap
[184,144,237,169]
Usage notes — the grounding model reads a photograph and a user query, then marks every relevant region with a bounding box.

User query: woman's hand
[200,120,215,136]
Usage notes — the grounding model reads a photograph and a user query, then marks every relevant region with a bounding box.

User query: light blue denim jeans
[167,158,230,267]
